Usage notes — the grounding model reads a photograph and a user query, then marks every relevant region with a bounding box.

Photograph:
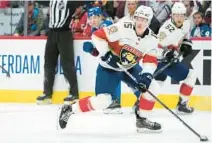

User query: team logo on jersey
[119,45,143,66]
[107,26,118,35]
[158,32,167,42]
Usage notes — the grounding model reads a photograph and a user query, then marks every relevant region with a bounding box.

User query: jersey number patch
[165,24,175,33]
[124,22,133,29]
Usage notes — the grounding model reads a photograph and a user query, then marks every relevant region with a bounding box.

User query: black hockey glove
[138,73,153,93]
[162,49,176,62]
[180,39,193,58]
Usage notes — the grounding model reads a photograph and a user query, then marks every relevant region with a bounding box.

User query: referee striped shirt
[49,0,84,30]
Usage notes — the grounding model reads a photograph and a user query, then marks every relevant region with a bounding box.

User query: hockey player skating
[83,6,122,114]
[128,3,195,115]
[154,2,195,114]
[58,5,162,132]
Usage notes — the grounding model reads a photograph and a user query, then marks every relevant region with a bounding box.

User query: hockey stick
[153,52,182,78]
[0,65,10,77]
[116,62,208,142]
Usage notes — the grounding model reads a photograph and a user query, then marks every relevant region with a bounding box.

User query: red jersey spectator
[0,1,9,8]
[70,6,88,34]
[83,22,92,36]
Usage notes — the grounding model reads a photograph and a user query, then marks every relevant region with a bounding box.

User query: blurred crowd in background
[0,0,211,38]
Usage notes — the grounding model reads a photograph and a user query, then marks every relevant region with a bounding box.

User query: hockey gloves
[138,73,153,92]
[83,41,99,57]
[162,49,176,62]
[180,39,193,58]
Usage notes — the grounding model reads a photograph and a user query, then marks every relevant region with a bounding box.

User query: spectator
[200,0,211,14]
[13,2,44,36]
[40,10,49,36]
[90,0,114,21]
[82,22,92,36]
[9,1,24,8]
[152,0,172,26]
[114,0,146,22]
[70,5,87,34]
[204,3,211,26]
[0,1,9,8]
[119,0,138,22]
[94,0,114,18]
[191,12,211,37]
[182,0,197,30]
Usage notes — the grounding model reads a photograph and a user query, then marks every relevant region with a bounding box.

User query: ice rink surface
[0,103,211,143]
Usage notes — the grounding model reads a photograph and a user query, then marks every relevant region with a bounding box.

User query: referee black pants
[43,30,79,98]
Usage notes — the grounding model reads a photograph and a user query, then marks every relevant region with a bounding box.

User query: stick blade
[200,136,209,142]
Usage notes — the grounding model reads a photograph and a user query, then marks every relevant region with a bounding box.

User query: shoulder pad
[103,23,120,42]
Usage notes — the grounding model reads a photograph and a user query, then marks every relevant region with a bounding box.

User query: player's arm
[179,21,193,58]
[91,23,120,57]
[157,27,179,62]
[137,35,159,92]
[83,42,99,57]
[83,20,113,57]
[179,39,193,58]
[141,36,158,75]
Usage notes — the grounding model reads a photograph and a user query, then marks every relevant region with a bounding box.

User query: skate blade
[103,108,123,114]
[176,109,194,115]
[137,128,162,133]
[36,99,52,105]
[64,100,77,105]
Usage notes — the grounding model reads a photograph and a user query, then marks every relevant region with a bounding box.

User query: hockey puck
[200,136,209,142]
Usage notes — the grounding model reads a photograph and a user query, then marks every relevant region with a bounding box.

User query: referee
[36,0,84,104]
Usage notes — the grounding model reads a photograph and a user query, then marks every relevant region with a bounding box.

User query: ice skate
[36,94,52,105]
[176,97,194,115]
[135,105,161,133]
[57,104,74,129]
[103,100,123,114]
[64,94,78,105]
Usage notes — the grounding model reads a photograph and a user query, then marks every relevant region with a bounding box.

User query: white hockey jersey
[158,18,190,50]
[91,21,159,74]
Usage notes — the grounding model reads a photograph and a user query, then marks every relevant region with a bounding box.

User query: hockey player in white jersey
[150,2,195,114]
[57,5,162,132]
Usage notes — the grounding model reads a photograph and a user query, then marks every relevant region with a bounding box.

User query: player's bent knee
[90,94,112,110]
[154,73,167,82]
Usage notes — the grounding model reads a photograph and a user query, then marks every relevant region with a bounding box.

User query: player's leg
[115,83,121,103]
[137,80,161,132]
[154,62,168,86]
[37,31,59,104]
[96,66,122,114]
[124,64,142,113]
[130,63,167,114]
[123,64,162,132]
[57,65,122,129]
[103,82,122,114]
[162,62,196,114]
